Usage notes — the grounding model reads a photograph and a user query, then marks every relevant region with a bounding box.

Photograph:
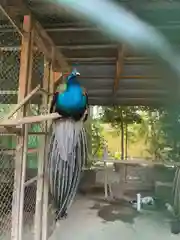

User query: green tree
[101,106,141,160]
[91,119,104,158]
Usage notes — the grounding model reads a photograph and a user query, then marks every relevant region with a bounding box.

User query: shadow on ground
[90,199,139,224]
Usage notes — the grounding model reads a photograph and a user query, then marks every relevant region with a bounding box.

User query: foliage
[102,106,141,131]
[135,110,165,160]
[101,106,142,159]
[91,119,104,158]
[159,105,180,162]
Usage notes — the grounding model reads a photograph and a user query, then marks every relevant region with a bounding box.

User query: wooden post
[41,62,55,240]
[103,142,108,199]
[34,59,50,240]
[113,45,124,95]
[11,15,33,240]
[84,107,92,166]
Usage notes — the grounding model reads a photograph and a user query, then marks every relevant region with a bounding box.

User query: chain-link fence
[0,6,56,240]
[0,6,21,240]
[29,45,56,238]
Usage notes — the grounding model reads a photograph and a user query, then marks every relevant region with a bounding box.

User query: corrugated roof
[1,0,180,106]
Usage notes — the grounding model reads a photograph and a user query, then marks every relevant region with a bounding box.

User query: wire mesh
[0,6,21,240]
[23,181,37,239]
[0,6,56,239]
[23,43,53,238]
[0,134,14,239]
[32,47,44,89]
[0,8,21,120]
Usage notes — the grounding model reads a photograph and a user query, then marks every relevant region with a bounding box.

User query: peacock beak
[76,71,80,76]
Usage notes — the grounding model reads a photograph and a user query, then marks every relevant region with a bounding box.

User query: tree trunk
[120,110,124,160]
[125,123,128,159]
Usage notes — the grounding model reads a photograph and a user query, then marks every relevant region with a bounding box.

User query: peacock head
[66,68,80,84]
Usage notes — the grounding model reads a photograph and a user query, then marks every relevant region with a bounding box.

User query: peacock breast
[56,86,85,110]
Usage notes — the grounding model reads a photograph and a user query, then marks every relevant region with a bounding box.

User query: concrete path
[50,195,179,240]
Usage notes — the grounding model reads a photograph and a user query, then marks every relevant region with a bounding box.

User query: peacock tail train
[47,119,88,220]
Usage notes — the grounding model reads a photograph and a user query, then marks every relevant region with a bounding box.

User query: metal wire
[0,6,23,37]
[0,145,14,239]
[0,7,22,239]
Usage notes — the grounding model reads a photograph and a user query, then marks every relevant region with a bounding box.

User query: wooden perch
[2,148,38,155]
[39,88,52,96]
[0,113,61,127]
[2,85,41,121]
[0,126,21,134]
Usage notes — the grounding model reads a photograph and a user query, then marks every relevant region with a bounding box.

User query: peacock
[48,69,88,221]
[50,68,88,122]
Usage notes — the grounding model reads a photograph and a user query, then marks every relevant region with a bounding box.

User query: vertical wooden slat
[41,62,54,240]
[11,14,33,240]
[103,143,108,199]
[34,59,50,240]
[113,45,124,94]
[18,17,34,240]
[84,107,92,165]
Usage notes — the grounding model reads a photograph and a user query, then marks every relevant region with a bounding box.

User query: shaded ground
[49,195,179,240]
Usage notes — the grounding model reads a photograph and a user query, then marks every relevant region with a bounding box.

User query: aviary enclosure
[1,0,180,239]
[0,5,63,240]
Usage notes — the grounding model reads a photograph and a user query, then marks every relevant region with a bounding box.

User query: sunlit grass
[102,123,150,158]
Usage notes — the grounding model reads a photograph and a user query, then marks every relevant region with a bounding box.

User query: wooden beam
[0,126,21,134]
[0,130,46,135]
[42,61,55,240]
[1,0,25,7]
[0,44,117,50]
[113,46,124,94]
[11,14,33,240]
[53,71,63,85]
[2,148,38,155]
[33,21,70,73]
[2,85,41,121]
[1,1,70,73]
[78,75,158,79]
[58,44,118,50]
[44,24,180,32]
[34,59,50,240]
[46,27,98,32]
[0,5,23,36]
[0,112,61,127]
[70,57,116,62]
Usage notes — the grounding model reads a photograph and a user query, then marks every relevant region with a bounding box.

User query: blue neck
[67,76,80,87]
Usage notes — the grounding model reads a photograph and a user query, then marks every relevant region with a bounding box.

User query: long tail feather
[47,119,87,220]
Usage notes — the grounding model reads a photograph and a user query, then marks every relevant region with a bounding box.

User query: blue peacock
[50,69,88,121]
[48,69,88,221]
